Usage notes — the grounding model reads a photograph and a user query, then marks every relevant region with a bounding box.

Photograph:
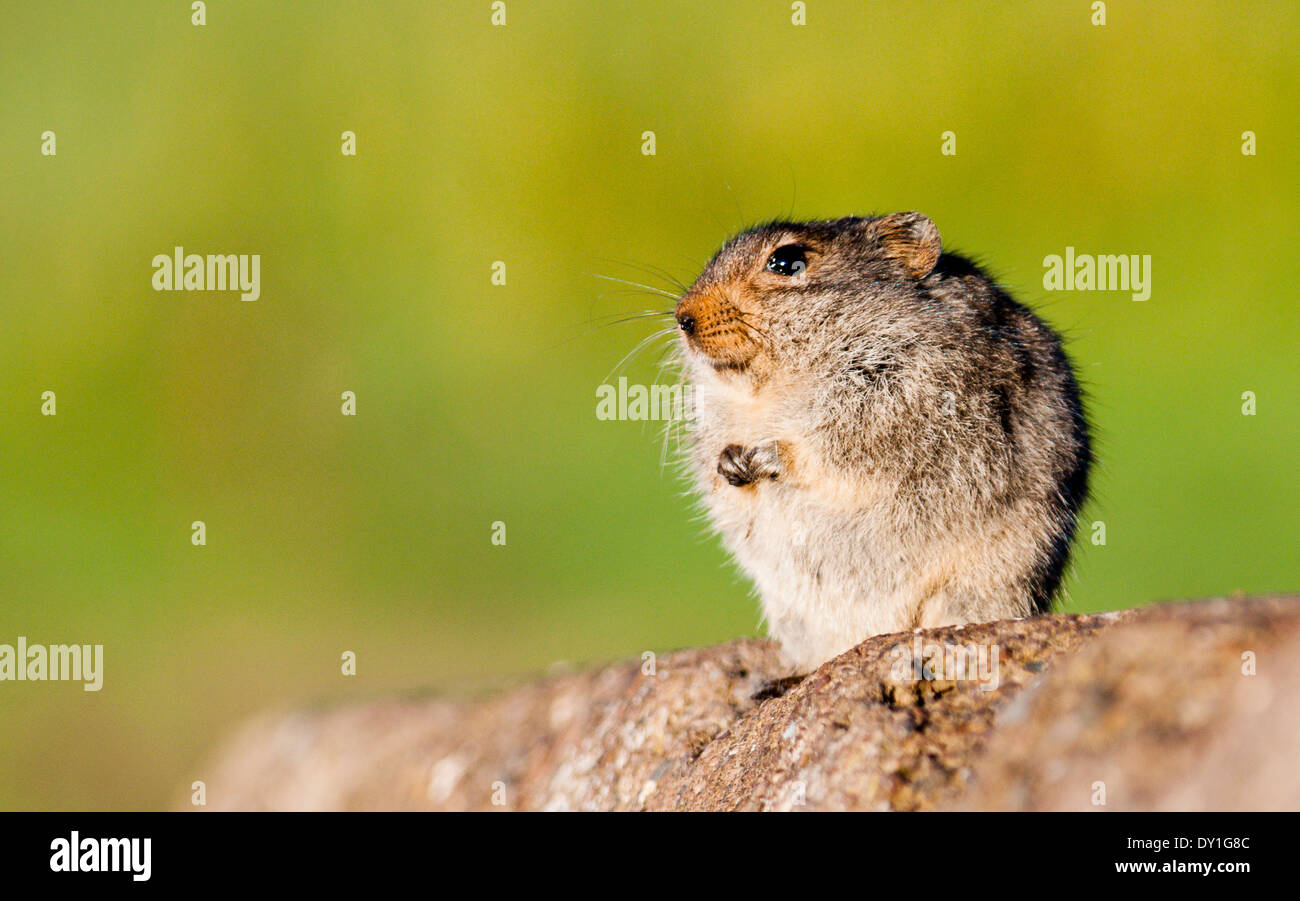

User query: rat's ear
[873,212,941,278]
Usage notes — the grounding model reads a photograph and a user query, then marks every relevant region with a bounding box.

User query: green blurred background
[1,1,1296,809]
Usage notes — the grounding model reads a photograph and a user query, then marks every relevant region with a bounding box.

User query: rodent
[671,212,1091,673]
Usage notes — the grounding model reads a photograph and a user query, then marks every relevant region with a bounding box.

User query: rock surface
[201,596,1300,811]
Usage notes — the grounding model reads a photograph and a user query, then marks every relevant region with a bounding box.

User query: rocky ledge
[200,595,1300,811]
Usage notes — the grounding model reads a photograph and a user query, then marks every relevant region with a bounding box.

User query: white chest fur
[690,370,923,670]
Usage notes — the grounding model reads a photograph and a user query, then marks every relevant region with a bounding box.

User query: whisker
[655,387,686,471]
[649,339,692,471]
[591,273,681,300]
[733,314,770,343]
[660,412,678,471]
[780,151,798,221]
[602,326,678,384]
[591,288,676,303]
[547,309,675,353]
[593,257,691,294]
[580,309,675,328]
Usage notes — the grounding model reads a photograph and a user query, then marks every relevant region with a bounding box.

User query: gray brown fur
[671,213,1091,671]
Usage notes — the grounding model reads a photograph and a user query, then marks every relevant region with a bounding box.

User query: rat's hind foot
[717,442,781,487]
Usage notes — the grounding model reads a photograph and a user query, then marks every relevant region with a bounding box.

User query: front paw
[717,442,781,487]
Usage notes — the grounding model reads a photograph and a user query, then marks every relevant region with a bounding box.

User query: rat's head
[674,212,943,379]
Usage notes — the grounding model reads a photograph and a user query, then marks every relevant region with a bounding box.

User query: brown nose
[673,290,757,367]
[675,292,703,337]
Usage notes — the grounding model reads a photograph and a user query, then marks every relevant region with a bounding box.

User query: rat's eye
[765,245,808,277]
